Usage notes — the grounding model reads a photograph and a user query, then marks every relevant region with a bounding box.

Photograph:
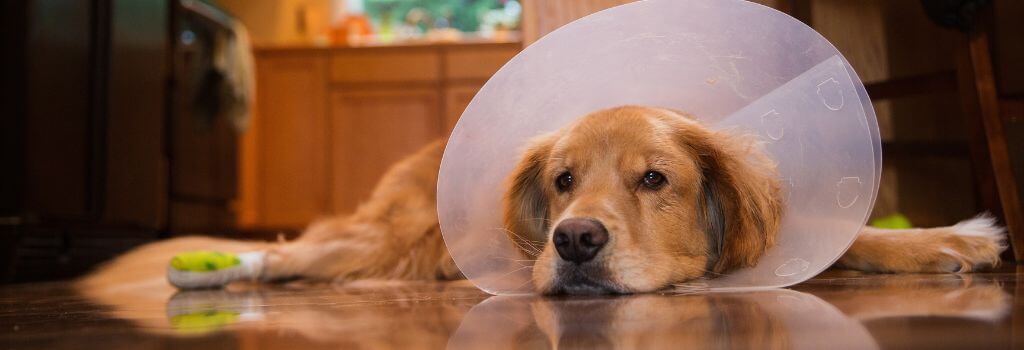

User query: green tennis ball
[870,213,913,229]
[170,251,241,272]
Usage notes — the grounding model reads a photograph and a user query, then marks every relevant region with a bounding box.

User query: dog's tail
[77,236,270,292]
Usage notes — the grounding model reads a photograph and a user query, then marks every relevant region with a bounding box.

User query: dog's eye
[555,172,574,192]
[641,171,667,189]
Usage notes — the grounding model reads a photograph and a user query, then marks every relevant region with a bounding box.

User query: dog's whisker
[506,236,543,254]
[497,226,546,245]
[493,226,544,242]
[486,263,534,281]
[494,227,545,255]
[510,271,539,291]
[504,237,542,256]
[490,255,537,266]
[523,217,555,225]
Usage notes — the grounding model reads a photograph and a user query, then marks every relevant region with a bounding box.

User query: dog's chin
[542,265,626,295]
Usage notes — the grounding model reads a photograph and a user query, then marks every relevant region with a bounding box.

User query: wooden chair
[956,10,1023,261]
[781,0,1023,260]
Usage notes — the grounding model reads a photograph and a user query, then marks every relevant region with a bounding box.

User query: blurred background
[2,0,1023,284]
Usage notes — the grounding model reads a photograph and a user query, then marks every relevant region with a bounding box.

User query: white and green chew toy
[167,251,266,289]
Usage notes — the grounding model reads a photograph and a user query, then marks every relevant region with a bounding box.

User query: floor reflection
[796,270,1017,350]
[0,269,1015,349]
[72,280,486,349]
[450,290,875,349]
[800,271,1012,322]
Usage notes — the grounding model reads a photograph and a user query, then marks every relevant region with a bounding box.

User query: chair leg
[956,23,1024,261]
[778,0,813,26]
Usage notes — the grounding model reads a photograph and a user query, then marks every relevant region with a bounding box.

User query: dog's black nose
[553,218,608,264]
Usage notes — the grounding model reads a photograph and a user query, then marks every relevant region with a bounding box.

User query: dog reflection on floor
[73,271,1012,349]
[451,272,1012,350]
[511,293,795,349]
[453,290,845,350]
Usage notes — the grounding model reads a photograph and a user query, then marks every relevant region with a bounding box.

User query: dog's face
[503,106,782,294]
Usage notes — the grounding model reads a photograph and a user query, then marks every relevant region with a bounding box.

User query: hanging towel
[212,20,256,132]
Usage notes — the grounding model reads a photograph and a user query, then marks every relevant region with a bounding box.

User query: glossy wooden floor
[1,266,1021,349]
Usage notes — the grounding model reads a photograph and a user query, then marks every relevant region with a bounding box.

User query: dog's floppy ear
[667,113,783,273]
[502,133,558,258]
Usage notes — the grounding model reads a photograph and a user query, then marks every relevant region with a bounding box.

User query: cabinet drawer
[330,49,440,84]
[443,45,519,80]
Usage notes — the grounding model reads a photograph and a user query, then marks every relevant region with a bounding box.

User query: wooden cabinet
[444,45,519,80]
[243,53,331,228]
[3,0,246,282]
[330,48,441,84]
[242,42,519,230]
[441,44,519,131]
[443,83,484,131]
[329,88,442,213]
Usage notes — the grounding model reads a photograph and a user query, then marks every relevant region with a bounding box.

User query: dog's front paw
[842,214,1007,274]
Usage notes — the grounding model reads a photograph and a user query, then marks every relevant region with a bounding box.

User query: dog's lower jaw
[549,283,618,295]
[543,280,623,295]
[542,277,670,295]
[539,265,629,295]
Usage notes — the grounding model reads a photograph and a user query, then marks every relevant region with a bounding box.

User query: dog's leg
[837,215,1007,273]
[259,219,389,282]
[258,139,460,283]
[259,218,458,282]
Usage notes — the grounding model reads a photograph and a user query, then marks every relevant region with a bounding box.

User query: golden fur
[82,106,1007,294]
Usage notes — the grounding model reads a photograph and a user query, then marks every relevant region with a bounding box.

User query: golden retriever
[82,106,1006,295]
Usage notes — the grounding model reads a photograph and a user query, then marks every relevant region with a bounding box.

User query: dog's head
[502,106,782,294]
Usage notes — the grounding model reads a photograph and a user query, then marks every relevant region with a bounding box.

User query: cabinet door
[329,88,442,213]
[104,0,171,228]
[23,0,93,220]
[248,53,330,228]
[443,83,484,133]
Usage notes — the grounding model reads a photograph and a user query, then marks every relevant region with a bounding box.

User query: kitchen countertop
[253,36,522,53]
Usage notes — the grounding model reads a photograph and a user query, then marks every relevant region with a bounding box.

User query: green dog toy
[167,251,265,289]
